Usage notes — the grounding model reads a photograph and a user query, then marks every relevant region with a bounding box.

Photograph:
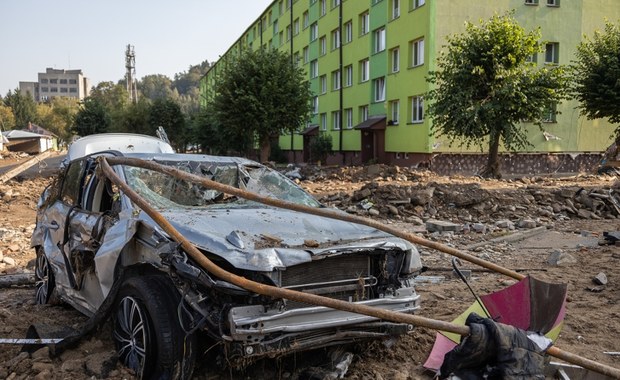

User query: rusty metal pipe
[100,156,620,379]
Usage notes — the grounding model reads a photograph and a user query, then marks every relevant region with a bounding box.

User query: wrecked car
[32,133,423,378]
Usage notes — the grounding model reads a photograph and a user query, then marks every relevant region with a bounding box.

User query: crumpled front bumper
[226,287,421,359]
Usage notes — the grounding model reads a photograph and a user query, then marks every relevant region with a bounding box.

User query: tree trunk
[260,139,271,163]
[480,131,501,179]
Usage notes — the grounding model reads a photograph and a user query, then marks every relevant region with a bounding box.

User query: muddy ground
[0,154,619,379]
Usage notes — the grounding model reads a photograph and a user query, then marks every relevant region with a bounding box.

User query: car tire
[112,275,196,380]
[34,247,60,305]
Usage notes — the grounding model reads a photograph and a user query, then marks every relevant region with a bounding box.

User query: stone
[387,205,399,215]
[426,219,462,233]
[472,223,486,233]
[30,347,50,361]
[593,272,608,286]
[34,370,51,380]
[7,244,19,252]
[517,219,537,229]
[352,188,372,201]
[84,350,118,378]
[368,208,380,216]
[3,257,16,266]
[577,209,592,219]
[547,250,577,266]
[366,164,382,176]
[411,187,435,206]
[495,220,515,229]
[60,358,85,373]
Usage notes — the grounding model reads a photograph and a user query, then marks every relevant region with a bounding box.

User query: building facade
[201,0,620,172]
[20,68,90,102]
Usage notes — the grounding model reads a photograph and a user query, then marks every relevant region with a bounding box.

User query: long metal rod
[100,156,620,379]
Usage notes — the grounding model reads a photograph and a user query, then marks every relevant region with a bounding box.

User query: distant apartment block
[19,68,90,102]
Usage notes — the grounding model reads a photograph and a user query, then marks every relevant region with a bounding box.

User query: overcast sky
[0,0,273,96]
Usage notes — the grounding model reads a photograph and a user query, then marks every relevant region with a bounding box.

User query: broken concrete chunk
[2,257,16,266]
[593,272,608,286]
[303,239,320,248]
[517,219,537,229]
[425,219,462,233]
[495,220,515,229]
[387,205,399,215]
[547,250,577,266]
[368,208,380,216]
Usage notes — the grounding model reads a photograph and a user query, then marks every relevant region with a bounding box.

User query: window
[411,0,425,9]
[360,105,369,121]
[332,28,341,50]
[391,47,400,72]
[59,79,68,84]
[360,11,370,35]
[547,0,559,5]
[373,77,386,102]
[273,20,279,33]
[303,46,309,63]
[360,59,370,82]
[345,108,353,129]
[40,78,48,84]
[526,53,538,63]
[320,75,327,94]
[545,42,559,64]
[411,38,425,67]
[61,161,85,205]
[374,27,386,53]
[294,51,301,66]
[69,88,77,93]
[344,65,353,87]
[411,96,424,123]
[286,25,292,41]
[392,0,400,19]
[41,87,49,92]
[268,10,272,24]
[310,22,318,41]
[332,111,341,130]
[543,102,557,122]
[60,87,68,93]
[50,79,58,84]
[320,113,327,130]
[279,0,284,13]
[303,11,309,28]
[319,36,327,55]
[287,0,292,9]
[332,70,341,90]
[320,0,326,15]
[51,87,58,92]
[311,96,319,114]
[332,0,341,7]
[390,100,400,124]
[524,0,539,4]
[294,18,300,35]
[310,60,319,78]
[344,21,353,43]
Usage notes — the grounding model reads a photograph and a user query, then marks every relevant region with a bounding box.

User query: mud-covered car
[32,134,423,379]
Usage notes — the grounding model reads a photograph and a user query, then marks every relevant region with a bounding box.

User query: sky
[0,0,273,96]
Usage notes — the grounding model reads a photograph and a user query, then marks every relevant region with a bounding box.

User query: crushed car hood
[139,207,412,271]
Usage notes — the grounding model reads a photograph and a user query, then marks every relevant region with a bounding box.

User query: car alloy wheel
[113,296,149,377]
[34,249,53,304]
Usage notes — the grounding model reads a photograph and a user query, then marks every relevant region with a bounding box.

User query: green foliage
[37,98,79,143]
[189,108,226,154]
[3,89,38,129]
[309,133,333,164]
[115,98,152,135]
[426,13,569,177]
[73,97,111,136]
[572,21,620,133]
[148,98,185,151]
[0,103,15,131]
[209,48,312,162]
[139,74,176,101]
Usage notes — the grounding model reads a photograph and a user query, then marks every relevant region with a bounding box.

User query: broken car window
[122,161,320,210]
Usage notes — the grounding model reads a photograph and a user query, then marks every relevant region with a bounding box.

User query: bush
[309,134,333,164]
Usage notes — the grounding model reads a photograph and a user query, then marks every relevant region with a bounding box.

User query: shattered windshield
[122,160,321,210]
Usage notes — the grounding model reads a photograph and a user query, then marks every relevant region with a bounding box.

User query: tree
[572,21,620,134]
[149,98,186,151]
[0,103,15,131]
[73,97,111,136]
[426,13,568,178]
[139,74,176,101]
[4,89,38,129]
[36,98,79,143]
[209,48,312,162]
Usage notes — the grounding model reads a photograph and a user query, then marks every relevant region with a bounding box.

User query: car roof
[122,152,259,166]
[67,133,174,162]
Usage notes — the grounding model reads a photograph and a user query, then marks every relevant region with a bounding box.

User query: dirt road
[0,161,619,379]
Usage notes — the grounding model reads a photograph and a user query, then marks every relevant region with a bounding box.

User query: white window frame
[412,0,425,8]
[360,59,370,82]
[411,38,424,67]
[391,100,400,124]
[320,74,327,94]
[391,47,400,72]
[546,0,559,5]
[320,0,327,16]
[319,36,327,55]
[345,108,353,129]
[524,0,539,4]
[320,113,327,130]
[374,77,386,102]
[545,42,559,64]
[344,21,353,43]
[294,18,300,35]
[303,11,309,28]
[344,65,353,87]
[303,46,309,63]
[310,59,319,78]
[374,27,386,53]
[332,110,341,130]
[360,11,370,35]
[332,28,341,50]
[360,105,369,121]
[411,96,424,123]
[310,22,318,41]
[392,0,400,19]
[311,96,319,114]
[332,70,341,90]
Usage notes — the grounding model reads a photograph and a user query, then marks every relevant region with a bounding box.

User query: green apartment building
[201,0,620,173]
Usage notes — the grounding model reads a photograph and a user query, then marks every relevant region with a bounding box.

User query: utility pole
[125,45,138,103]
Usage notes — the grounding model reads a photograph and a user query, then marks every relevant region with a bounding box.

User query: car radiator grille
[281,254,376,309]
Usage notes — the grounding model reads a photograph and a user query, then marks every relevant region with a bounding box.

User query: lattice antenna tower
[125,44,138,103]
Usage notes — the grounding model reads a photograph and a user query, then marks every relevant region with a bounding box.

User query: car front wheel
[34,247,59,305]
[112,275,196,379]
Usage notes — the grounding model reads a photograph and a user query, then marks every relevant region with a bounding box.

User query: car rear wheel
[112,275,196,379]
[34,248,59,305]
